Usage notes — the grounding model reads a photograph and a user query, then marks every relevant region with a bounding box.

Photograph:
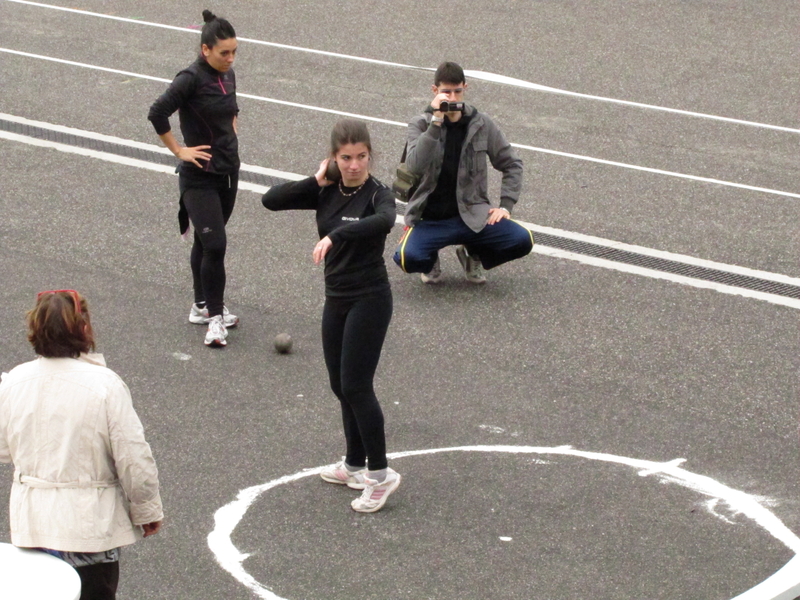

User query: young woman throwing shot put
[148,10,240,347]
[262,120,401,513]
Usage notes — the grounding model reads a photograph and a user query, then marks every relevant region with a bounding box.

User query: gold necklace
[338,178,367,197]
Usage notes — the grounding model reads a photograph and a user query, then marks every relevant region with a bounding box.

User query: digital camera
[439,101,464,113]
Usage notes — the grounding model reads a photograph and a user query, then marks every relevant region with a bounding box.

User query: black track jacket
[148,56,240,175]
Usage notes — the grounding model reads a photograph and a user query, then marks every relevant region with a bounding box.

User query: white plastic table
[0,542,81,600]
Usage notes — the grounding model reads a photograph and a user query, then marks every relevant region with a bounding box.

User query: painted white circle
[208,445,800,600]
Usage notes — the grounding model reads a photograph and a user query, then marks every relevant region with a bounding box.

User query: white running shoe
[351,468,401,513]
[320,459,368,490]
[204,315,228,347]
[455,246,486,284]
[420,256,442,284]
[190,303,239,328]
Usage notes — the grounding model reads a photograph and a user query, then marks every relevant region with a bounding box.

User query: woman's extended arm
[327,186,396,244]
[262,176,324,212]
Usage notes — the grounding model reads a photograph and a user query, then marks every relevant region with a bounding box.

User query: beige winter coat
[0,354,163,552]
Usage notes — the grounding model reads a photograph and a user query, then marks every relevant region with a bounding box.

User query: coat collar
[78,353,106,367]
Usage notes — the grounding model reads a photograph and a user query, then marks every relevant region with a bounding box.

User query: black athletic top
[148,56,240,175]
[262,176,396,298]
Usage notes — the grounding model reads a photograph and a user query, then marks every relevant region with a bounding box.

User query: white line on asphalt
[1,49,798,199]
[3,119,798,310]
[207,446,800,600]
[0,112,305,182]
[512,143,800,199]
[0,130,175,174]
[0,48,406,127]
[5,0,799,134]
[235,91,406,127]
[0,130,268,195]
[531,245,800,310]
[529,223,800,286]
[0,48,172,82]
[463,71,800,134]
[3,0,429,71]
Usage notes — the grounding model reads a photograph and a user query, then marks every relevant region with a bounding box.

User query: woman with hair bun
[0,290,163,600]
[262,119,402,513]
[148,9,241,347]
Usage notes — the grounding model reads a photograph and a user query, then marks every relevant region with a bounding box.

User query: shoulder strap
[401,113,434,162]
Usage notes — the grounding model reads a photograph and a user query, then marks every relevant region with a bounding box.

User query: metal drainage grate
[1,118,290,189]
[532,232,800,299]
[5,117,799,300]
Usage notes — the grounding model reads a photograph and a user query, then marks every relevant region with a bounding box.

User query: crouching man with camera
[393,61,533,284]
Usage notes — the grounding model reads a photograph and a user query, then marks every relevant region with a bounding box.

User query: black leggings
[181,173,237,317]
[321,292,393,471]
[75,561,120,600]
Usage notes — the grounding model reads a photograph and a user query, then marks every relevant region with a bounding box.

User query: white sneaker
[204,315,227,347]
[455,246,486,284]
[320,459,367,490]
[420,256,442,284]
[351,468,401,513]
[189,303,239,328]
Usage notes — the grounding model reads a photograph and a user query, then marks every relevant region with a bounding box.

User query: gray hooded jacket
[404,105,523,232]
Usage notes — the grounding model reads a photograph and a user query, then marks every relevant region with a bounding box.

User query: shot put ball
[274,333,293,354]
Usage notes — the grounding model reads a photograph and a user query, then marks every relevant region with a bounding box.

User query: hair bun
[202,9,216,23]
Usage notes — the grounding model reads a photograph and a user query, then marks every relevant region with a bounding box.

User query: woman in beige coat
[0,290,163,600]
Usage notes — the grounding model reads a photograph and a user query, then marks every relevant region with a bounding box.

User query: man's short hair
[434,62,465,86]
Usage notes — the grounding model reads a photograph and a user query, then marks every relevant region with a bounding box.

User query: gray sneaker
[420,256,442,284]
[456,246,486,284]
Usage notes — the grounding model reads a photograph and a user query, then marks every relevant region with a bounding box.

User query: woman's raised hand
[315,158,335,187]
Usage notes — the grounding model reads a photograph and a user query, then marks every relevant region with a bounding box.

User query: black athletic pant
[181,172,238,317]
[75,561,120,600]
[321,292,393,472]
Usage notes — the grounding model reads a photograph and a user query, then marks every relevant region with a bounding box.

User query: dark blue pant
[393,216,534,274]
[321,293,393,471]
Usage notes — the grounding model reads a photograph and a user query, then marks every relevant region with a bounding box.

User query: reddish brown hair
[27,291,95,358]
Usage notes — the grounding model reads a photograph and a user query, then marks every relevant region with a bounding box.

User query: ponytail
[200,9,236,49]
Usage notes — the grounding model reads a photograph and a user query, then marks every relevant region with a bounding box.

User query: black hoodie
[420,105,472,221]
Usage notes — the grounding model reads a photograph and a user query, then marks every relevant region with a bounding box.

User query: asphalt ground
[0,1,798,599]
